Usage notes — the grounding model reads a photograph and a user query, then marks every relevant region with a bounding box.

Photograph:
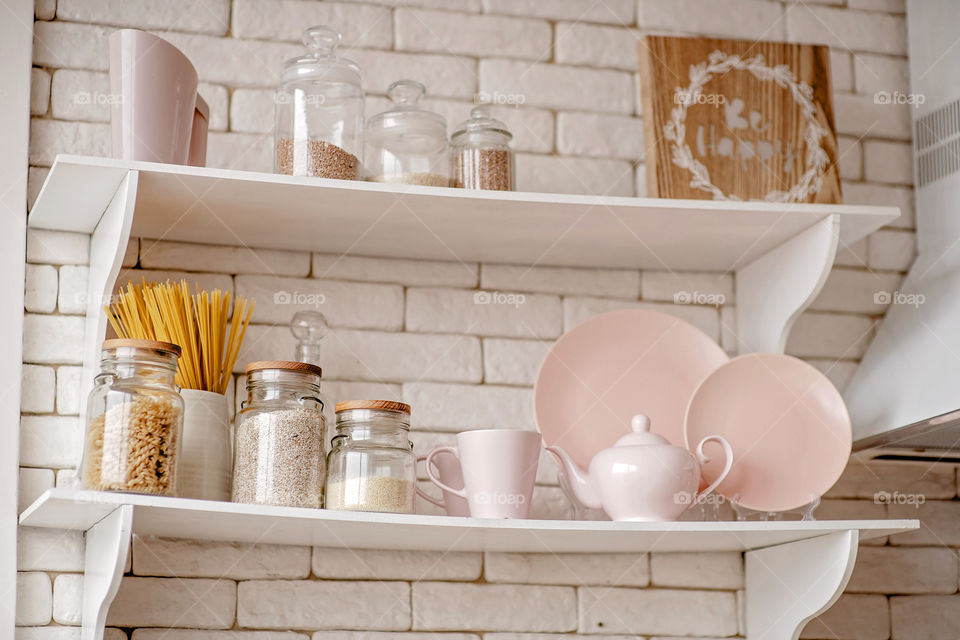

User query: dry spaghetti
[105,280,254,393]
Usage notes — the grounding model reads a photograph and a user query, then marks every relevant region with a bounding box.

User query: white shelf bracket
[745,530,858,640]
[735,215,839,354]
[78,171,139,462]
[82,505,133,640]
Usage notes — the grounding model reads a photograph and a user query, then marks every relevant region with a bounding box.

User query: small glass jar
[274,26,364,180]
[365,80,450,187]
[451,106,515,190]
[325,400,416,513]
[80,339,185,496]
[232,361,326,508]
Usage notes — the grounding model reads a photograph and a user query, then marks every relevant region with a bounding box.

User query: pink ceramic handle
[425,446,467,498]
[414,453,445,508]
[694,435,734,504]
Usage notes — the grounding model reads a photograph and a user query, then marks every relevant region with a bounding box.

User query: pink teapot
[546,414,733,521]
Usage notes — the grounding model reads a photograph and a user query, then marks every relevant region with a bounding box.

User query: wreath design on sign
[663,50,829,203]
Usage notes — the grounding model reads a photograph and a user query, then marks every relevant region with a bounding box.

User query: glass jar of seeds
[325,400,416,514]
[232,361,327,508]
[274,26,363,180]
[80,339,185,496]
[451,106,515,190]
[365,80,450,187]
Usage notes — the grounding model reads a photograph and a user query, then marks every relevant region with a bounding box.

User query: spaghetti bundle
[105,279,255,393]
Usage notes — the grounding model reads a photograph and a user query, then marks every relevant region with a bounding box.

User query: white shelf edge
[20,488,918,554]
[25,489,915,640]
[28,154,897,223]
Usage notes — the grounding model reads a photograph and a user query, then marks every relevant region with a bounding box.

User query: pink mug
[415,451,469,517]
[426,429,541,519]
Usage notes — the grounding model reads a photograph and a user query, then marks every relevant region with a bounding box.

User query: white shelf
[23,159,907,640]
[30,155,897,272]
[20,489,918,640]
[20,489,915,554]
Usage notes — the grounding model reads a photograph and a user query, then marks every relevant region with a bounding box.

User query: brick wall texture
[19,1,954,639]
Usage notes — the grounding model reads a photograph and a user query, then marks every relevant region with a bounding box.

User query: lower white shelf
[21,488,915,554]
[18,489,919,640]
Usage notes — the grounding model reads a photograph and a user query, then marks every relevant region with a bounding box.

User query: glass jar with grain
[325,400,416,513]
[80,339,185,496]
[451,106,515,191]
[274,26,363,180]
[365,80,450,187]
[232,361,327,508]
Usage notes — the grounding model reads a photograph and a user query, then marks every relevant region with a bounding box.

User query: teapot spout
[545,446,602,510]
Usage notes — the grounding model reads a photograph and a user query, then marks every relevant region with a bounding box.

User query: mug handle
[414,454,445,508]
[425,446,467,498]
[694,435,734,504]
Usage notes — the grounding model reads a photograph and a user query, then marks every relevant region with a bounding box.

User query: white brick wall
[19,1,937,638]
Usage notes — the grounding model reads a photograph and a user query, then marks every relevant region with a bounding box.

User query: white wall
[19,1,953,639]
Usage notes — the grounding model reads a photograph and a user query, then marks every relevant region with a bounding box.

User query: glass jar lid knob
[388,79,426,106]
[291,310,329,366]
[303,25,340,58]
[470,105,491,119]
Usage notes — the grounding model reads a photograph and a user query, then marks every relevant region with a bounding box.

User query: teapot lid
[614,414,671,446]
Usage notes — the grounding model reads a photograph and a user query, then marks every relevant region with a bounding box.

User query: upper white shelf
[29,155,898,271]
[21,489,917,554]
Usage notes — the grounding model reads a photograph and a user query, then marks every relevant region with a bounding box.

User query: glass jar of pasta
[80,339,185,496]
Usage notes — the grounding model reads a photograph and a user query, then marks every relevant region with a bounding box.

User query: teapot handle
[694,435,734,504]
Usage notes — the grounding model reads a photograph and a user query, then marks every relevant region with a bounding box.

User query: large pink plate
[684,353,852,512]
[534,309,729,469]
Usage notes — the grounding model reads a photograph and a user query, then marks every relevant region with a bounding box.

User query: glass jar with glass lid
[80,339,185,496]
[365,80,450,187]
[274,25,363,180]
[451,105,515,190]
[325,400,416,513]
[232,361,327,508]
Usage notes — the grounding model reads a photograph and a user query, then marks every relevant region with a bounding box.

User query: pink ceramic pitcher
[109,29,198,164]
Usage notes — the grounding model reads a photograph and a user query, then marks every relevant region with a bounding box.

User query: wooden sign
[639,36,841,203]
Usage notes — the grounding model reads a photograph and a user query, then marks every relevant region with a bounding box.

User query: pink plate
[534,309,729,469]
[684,353,852,512]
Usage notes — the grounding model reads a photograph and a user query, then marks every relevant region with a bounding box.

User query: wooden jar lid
[245,360,323,377]
[335,399,411,414]
[102,338,182,356]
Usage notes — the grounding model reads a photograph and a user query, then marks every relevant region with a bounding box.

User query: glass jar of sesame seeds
[325,400,417,514]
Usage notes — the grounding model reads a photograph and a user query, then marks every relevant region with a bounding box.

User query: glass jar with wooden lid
[80,339,185,496]
[325,400,416,513]
[232,360,326,508]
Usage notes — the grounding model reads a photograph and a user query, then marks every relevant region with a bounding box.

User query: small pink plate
[534,309,729,469]
[684,353,852,512]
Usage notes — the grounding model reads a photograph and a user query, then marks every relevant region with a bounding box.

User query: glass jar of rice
[325,400,416,513]
[232,361,327,508]
[80,339,185,496]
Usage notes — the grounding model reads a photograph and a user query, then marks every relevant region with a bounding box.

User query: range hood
[844,0,960,462]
